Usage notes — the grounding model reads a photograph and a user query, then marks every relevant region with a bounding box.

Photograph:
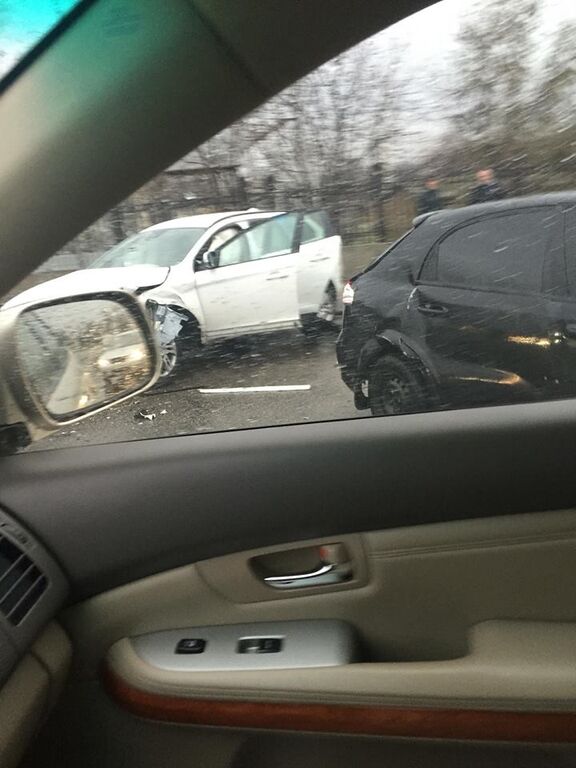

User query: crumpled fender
[356,329,440,404]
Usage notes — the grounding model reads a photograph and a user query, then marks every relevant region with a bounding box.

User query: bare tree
[536,20,576,131]
[183,35,410,211]
[451,0,539,146]
[255,38,409,201]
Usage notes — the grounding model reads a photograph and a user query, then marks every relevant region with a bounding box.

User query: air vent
[0,535,47,625]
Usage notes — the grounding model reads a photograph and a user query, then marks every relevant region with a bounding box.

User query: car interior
[0,1,576,767]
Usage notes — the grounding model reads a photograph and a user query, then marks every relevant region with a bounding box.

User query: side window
[217,233,250,267]
[208,226,242,251]
[428,210,560,294]
[217,214,298,267]
[301,212,330,244]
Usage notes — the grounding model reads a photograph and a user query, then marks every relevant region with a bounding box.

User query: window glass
[301,212,329,244]
[2,0,576,454]
[566,208,576,296]
[91,228,205,269]
[432,211,560,293]
[246,214,298,259]
[208,226,242,252]
[217,232,250,267]
[217,214,298,266]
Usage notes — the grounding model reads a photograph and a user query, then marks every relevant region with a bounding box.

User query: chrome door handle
[263,562,351,589]
[417,303,448,316]
[310,255,330,263]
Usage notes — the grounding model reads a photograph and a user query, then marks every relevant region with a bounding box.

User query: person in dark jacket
[468,168,506,205]
[417,177,444,215]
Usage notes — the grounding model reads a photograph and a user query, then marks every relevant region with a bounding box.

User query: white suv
[6,210,344,375]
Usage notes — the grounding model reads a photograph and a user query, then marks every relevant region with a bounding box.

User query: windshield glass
[90,228,206,269]
[0,0,79,79]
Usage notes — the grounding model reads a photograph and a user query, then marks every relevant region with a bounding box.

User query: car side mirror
[0,291,160,440]
[202,251,220,269]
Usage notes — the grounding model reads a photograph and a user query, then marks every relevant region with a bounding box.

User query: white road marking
[198,385,311,394]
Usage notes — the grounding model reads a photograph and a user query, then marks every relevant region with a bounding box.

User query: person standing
[468,168,506,205]
[417,177,444,215]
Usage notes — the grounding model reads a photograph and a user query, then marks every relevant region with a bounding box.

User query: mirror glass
[15,299,155,418]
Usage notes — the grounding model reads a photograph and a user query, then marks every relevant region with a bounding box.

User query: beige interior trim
[31,621,73,708]
[107,620,576,712]
[65,509,576,699]
[365,508,576,557]
[0,622,71,768]
[0,656,50,768]
[198,534,368,603]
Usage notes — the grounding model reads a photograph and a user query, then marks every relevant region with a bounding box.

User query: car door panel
[16,508,576,768]
[297,211,342,314]
[60,508,576,674]
[553,208,576,394]
[194,215,299,339]
[2,409,575,768]
[413,284,553,406]
[105,618,576,722]
[414,208,565,408]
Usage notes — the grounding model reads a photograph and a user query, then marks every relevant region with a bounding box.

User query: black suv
[337,193,576,415]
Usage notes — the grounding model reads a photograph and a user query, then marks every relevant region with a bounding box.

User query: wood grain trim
[103,667,576,742]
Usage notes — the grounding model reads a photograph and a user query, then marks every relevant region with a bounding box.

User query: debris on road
[135,409,157,422]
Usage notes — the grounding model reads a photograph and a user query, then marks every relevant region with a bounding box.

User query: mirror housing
[0,291,160,438]
[202,251,220,269]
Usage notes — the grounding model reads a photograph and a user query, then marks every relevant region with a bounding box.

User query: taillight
[342,281,355,305]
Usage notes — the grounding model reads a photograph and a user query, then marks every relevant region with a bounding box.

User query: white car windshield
[90,228,206,269]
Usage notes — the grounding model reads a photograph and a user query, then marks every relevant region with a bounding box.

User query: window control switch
[237,637,282,654]
[175,638,206,654]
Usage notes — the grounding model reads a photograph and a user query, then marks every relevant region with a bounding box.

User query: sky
[387,0,574,69]
[364,0,576,161]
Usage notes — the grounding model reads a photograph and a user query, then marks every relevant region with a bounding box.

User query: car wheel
[317,285,337,323]
[160,339,179,378]
[301,285,337,337]
[368,355,428,416]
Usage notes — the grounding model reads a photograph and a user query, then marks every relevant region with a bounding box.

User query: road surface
[33,328,368,451]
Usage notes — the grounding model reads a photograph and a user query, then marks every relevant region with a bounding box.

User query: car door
[414,209,564,407]
[296,211,342,314]
[551,206,576,397]
[193,214,300,340]
[7,418,576,768]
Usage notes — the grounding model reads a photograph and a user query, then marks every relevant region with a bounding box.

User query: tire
[158,315,201,380]
[300,284,337,337]
[159,338,181,378]
[368,355,429,416]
